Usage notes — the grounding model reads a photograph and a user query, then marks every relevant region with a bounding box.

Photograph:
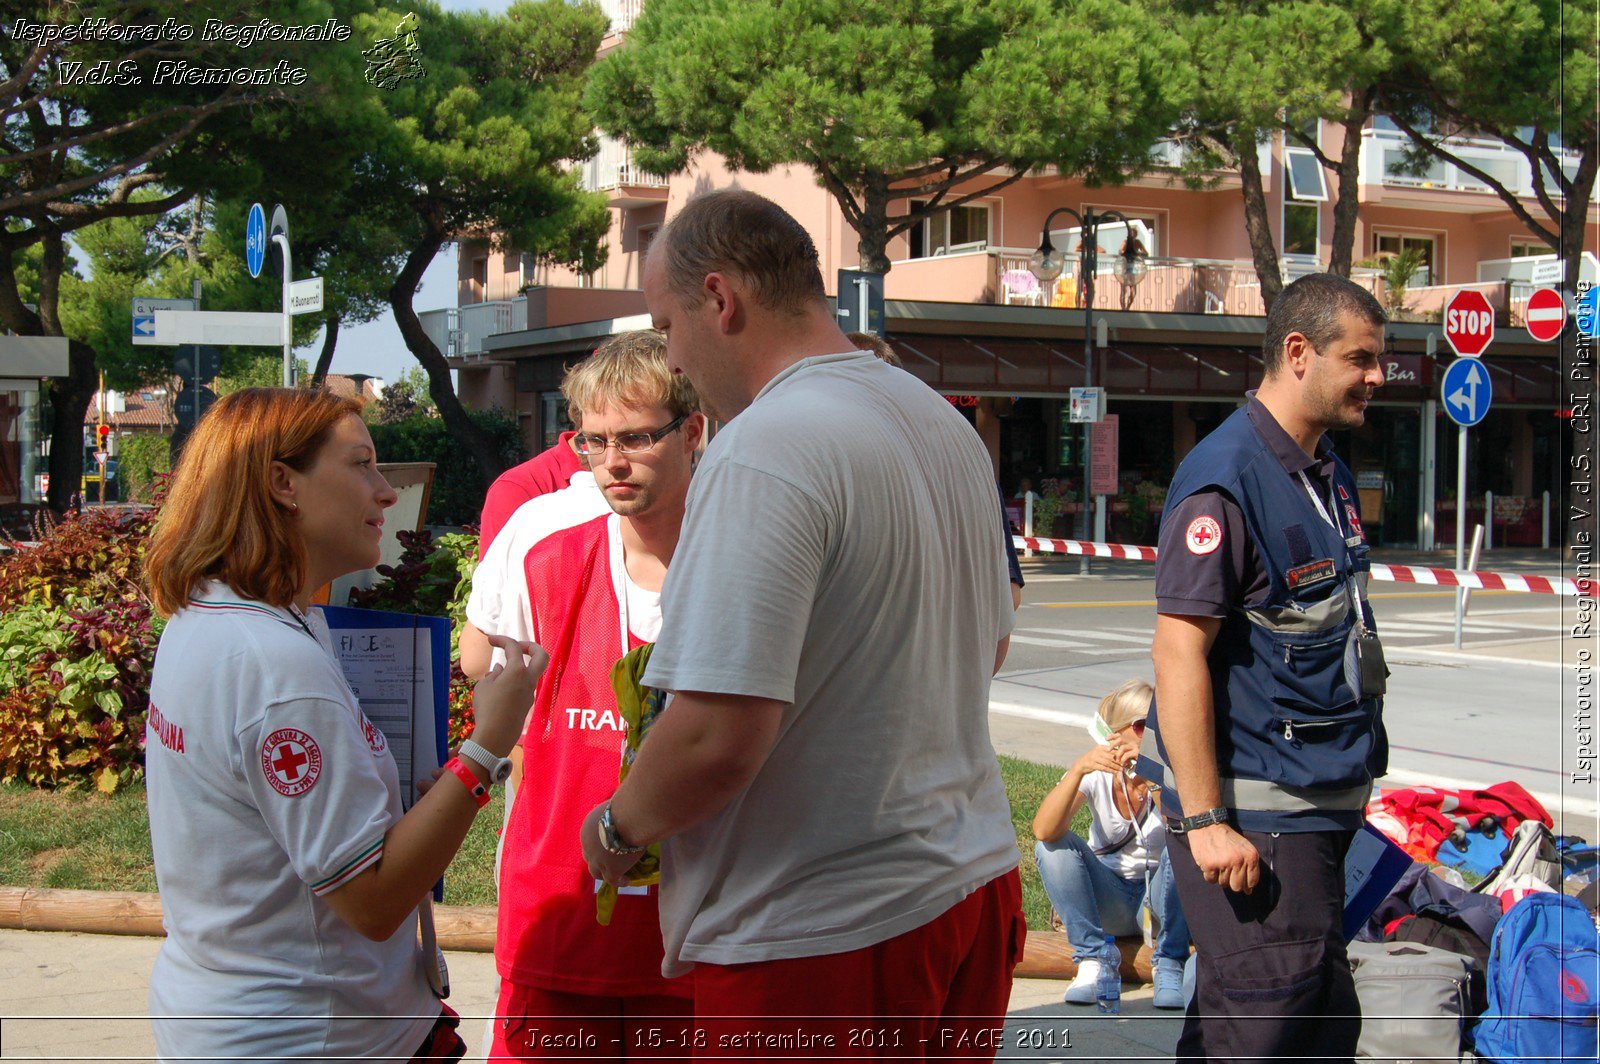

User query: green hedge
[116,433,171,504]
[367,410,524,526]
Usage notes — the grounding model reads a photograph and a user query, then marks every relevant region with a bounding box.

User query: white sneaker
[1063,958,1103,1004]
[1152,957,1186,1010]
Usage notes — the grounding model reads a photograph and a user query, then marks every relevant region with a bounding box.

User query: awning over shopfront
[884,334,1560,406]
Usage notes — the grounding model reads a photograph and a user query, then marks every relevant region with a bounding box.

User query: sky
[311,246,459,386]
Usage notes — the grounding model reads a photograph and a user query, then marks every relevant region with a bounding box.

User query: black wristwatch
[1165,806,1230,834]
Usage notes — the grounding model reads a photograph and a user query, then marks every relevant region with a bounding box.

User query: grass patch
[998,754,1091,931]
[3,757,1082,929]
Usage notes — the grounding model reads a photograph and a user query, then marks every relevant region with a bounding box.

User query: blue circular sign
[245,202,266,279]
[1441,357,1492,428]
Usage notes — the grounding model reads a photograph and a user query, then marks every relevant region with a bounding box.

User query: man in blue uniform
[1136,274,1389,1062]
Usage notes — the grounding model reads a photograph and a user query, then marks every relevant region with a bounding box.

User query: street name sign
[130,296,197,345]
[1524,287,1566,343]
[1442,357,1492,428]
[289,276,324,315]
[150,310,283,347]
[1443,289,1495,358]
[246,202,266,278]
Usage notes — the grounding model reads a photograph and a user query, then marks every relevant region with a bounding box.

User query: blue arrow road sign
[1442,357,1492,428]
[132,315,155,338]
[246,202,266,278]
[1577,286,1599,340]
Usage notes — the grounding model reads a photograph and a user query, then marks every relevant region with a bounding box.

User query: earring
[289,502,299,515]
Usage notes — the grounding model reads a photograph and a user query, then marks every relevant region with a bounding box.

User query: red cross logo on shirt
[261,728,322,797]
[1185,515,1223,555]
[272,744,308,780]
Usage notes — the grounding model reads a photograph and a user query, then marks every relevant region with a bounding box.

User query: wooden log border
[0,887,1153,983]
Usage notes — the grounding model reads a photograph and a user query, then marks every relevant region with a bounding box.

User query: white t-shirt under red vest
[496,513,682,996]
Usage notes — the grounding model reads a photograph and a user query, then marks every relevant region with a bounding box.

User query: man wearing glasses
[465,330,704,1060]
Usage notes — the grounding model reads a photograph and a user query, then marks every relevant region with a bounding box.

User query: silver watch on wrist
[597,801,645,856]
[457,738,513,786]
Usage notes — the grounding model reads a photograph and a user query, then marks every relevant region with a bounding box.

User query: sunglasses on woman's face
[1130,720,1147,735]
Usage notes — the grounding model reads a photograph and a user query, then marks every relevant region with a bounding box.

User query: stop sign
[1443,289,1496,357]
[1524,286,1566,343]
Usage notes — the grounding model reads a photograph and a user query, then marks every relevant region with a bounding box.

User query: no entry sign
[1524,287,1566,343]
[1443,289,1495,358]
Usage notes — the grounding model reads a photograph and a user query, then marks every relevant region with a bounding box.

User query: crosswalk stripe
[1018,627,1152,644]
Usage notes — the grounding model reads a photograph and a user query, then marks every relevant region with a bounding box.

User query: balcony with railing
[598,0,644,37]
[579,136,669,208]
[1359,128,1594,210]
[419,300,528,360]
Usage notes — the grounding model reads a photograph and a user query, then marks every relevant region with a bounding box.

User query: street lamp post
[1029,206,1126,572]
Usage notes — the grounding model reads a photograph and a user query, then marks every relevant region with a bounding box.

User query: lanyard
[1296,470,1342,537]
[1297,471,1370,636]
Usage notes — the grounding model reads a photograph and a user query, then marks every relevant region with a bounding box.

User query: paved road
[994,555,1599,841]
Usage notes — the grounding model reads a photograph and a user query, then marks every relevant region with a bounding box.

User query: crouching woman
[1033,679,1191,1010]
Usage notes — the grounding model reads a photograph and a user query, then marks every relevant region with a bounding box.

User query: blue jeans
[1034,833,1191,964]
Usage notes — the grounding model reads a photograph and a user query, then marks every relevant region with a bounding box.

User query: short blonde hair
[562,330,698,424]
[1097,679,1153,734]
[145,388,363,617]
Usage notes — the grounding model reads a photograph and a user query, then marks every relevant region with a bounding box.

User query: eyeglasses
[570,413,688,456]
[1130,720,1147,735]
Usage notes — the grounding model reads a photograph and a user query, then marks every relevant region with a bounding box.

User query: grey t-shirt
[642,351,1019,975]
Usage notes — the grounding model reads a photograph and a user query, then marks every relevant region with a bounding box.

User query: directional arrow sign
[1441,357,1492,428]
[130,296,197,345]
[1578,286,1600,340]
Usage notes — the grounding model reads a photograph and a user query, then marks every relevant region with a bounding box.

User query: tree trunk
[30,231,96,514]
[1558,149,1597,551]
[46,340,97,514]
[310,315,340,389]
[1235,130,1283,312]
[389,226,506,486]
[854,179,892,275]
[1326,105,1370,277]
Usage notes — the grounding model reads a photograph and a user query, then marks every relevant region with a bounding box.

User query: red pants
[690,869,1024,1060]
[488,981,694,1062]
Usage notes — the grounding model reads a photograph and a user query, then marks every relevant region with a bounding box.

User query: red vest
[496,515,684,996]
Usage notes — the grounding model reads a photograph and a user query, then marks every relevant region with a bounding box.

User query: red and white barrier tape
[1013,535,1596,598]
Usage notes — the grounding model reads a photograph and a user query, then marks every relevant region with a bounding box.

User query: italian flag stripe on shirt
[310,837,385,896]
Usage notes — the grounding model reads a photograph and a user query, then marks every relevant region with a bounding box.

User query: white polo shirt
[145,581,435,1062]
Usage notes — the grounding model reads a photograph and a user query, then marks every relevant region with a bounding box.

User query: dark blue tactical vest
[1136,405,1387,832]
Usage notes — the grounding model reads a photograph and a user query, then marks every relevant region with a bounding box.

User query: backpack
[1386,912,1491,1012]
[1348,940,1481,1063]
[1473,893,1600,1063]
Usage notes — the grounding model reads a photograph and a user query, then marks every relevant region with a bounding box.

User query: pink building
[425,1,1598,550]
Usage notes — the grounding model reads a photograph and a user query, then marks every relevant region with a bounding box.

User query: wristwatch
[458,738,513,786]
[597,801,645,856]
[1165,806,1230,834]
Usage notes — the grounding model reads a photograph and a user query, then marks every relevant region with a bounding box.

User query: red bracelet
[444,757,490,808]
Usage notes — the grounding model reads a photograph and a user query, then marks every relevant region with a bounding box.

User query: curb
[0,887,1154,983]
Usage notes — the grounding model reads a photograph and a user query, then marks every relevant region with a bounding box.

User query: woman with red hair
[144,387,545,1062]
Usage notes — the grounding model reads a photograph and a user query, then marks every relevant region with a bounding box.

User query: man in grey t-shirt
[580,189,1023,1051]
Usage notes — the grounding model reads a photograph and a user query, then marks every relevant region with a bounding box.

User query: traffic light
[96,424,110,440]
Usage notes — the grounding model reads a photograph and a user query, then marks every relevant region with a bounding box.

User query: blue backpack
[1474,893,1600,1063]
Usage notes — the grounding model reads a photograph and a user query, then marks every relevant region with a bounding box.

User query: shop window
[541,391,573,451]
[1374,233,1437,286]
[908,200,990,258]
